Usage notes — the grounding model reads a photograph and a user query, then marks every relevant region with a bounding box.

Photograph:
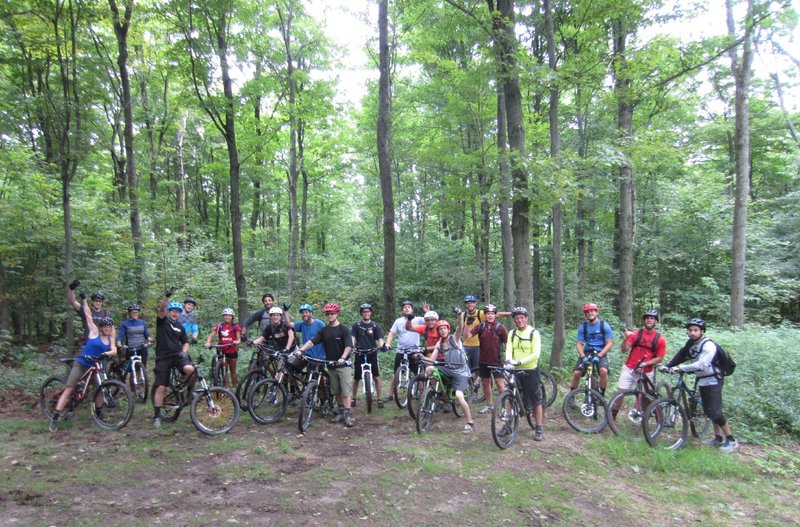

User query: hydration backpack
[702,339,736,377]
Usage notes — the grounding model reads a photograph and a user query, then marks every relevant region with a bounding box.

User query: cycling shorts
[153,353,194,388]
[354,352,380,380]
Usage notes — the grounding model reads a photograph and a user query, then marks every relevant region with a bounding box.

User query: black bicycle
[606,359,670,441]
[489,365,538,449]
[392,346,425,409]
[247,348,306,425]
[298,356,347,433]
[235,341,278,411]
[562,352,609,433]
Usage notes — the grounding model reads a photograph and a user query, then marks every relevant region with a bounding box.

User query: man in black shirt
[350,303,386,409]
[152,288,193,429]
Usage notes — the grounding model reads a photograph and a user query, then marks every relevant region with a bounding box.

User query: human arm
[116,320,127,347]
[105,327,118,357]
[82,297,99,338]
[385,330,396,349]
[674,340,716,374]
[283,310,294,329]
[241,310,262,336]
[598,323,614,357]
[67,279,81,311]
[234,324,241,345]
[205,325,218,348]
[285,328,295,351]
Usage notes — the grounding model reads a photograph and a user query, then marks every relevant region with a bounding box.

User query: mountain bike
[158,355,240,435]
[298,356,346,433]
[562,353,609,433]
[247,348,306,425]
[416,361,470,434]
[235,341,278,411]
[392,347,425,409]
[208,343,235,387]
[641,367,713,450]
[40,355,134,430]
[108,344,149,404]
[471,366,558,409]
[606,359,670,441]
[353,347,378,413]
[489,366,538,449]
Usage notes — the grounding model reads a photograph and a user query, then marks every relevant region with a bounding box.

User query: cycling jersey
[118,319,151,348]
[506,325,541,370]
[461,310,486,347]
[177,310,198,338]
[260,323,292,350]
[576,319,614,351]
[473,321,508,365]
[214,322,241,354]
[156,316,188,360]
[77,335,111,367]
[351,321,384,349]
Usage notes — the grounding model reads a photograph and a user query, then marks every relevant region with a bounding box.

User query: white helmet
[269,307,283,315]
[222,307,235,316]
[423,311,439,321]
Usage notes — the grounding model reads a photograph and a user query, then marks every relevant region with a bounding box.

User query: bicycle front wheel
[491,392,520,449]
[562,387,608,434]
[298,380,318,433]
[129,361,149,404]
[247,378,287,425]
[393,366,409,408]
[190,387,240,435]
[416,386,438,434]
[211,360,226,388]
[540,370,558,409]
[40,376,67,419]
[406,374,426,421]
[92,380,134,430]
[364,373,373,414]
[643,397,688,450]
[607,390,650,441]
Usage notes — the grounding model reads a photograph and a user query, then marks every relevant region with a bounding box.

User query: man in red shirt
[616,309,667,395]
[405,306,439,354]
[463,304,508,414]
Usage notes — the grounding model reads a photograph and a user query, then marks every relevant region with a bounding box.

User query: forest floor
[1,387,799,527]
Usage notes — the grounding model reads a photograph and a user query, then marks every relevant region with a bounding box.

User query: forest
[0,0,798,369]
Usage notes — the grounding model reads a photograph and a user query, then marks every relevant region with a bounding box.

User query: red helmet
[582,303,599,313]
[323,303,340,314]
[435,320,451,332]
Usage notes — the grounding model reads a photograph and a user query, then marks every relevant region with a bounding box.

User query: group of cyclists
[52,281,738,453]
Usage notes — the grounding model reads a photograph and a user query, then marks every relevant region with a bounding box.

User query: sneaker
[49,417,59,432]
[330,412,345,424]
[463,422,474,434]
[720,439,739,453]
[385,395,394,402]
[344,415,355,427]
[377,399,385,409]
[479,405,494,415]
[702,436,723,447]
[497,424,512,437]
[152,417,162,429]
[533,426,544,442]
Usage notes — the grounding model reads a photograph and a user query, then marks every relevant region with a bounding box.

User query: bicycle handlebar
[304,356,353,367]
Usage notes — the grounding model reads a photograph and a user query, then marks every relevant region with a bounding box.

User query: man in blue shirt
[285,304,325,359]
[569,302,614,396]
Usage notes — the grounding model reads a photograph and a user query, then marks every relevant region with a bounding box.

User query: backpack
[475,321,503,338]
[702,338,736,377]
[631,329,661,355]
[581,319,610,342]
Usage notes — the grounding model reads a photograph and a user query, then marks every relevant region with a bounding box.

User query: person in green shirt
[504,306,544,441]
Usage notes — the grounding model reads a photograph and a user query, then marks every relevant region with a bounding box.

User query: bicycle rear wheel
[643,397,688,450]
[236,369,266,412]
[129,361,149,404]
[406,374,426,421]
[689,402,713,441]
[393,365,409,408]
[92,380,134,430]
[190,387,240,435]
[247,378,287,424]
[364,373,373,414]
[416,386,437,434]
[298,380,318,433]
[160,387,183,422]
[607,390,650,441]
[540,370,558,408]
[40,376,67,419]
[491,392,520,449]
[562,387,609,434]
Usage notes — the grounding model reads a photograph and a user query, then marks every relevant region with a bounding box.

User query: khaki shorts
[328,366,353,397]
[616,365,655,391]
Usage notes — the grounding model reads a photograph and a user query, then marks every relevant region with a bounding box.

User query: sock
[715,435,723,442]
[154,406,162,419]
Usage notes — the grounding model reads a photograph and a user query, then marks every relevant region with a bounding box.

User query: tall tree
[378,0,395,330]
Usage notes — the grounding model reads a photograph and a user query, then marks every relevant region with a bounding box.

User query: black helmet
[127,303,141,312]
[685,318,706,331]
[511,306,528,317]
[359,303,372,313]
[184,297,197,306]
[91,292,105,301]
[98,316,114,327]
[643,309,660,321]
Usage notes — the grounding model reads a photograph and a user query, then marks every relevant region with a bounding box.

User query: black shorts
[153,353,194,388]
[354,352,380,380]
[479,363,502,379]
[517,369,543,411]
[573,354,609,372]
[223,352,239,360]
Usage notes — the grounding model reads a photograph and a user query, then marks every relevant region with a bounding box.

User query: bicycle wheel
[40,376,67,419]
[562,387,609,434]
[643,397,688,450]
[607,390,651,441]
[364,373,373,414]
[540,370,558,408]
[190,387,240,435]
[236,369,266,412]
[393,366,409,409]
[491,392,520,449]
[298,380,318,433]
[91,380,134,430]
[129,361,149,404]
[654,380,671,399]
[406,374,426,421]
[416,386,437,434]
[247,378,287,425]
[688,400,713,441]
[211,360,226,388]
[160,387,183,422]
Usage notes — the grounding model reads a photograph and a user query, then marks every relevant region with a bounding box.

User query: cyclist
[612,309,666,417]
[285,304,324,359]
[296,303,354,427]
[459,294,485,387]
[152,289,193,429]
[463,304,508,415]
[177,297,199,345]
[350,303,387,409]
[504,306,544,441]
[205,308,242,387]
[67,280,111,342]
[252,307,295,352]
[569,303,614,397]
[426,319,474,433]
[243,293,290,338]
[50,293,118,431]
[116,303,153,370]
[405,309,440,354]
[385,301,425,404]
[664,318,739,453]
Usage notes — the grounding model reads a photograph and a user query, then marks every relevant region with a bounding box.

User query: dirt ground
[1,388,798,527]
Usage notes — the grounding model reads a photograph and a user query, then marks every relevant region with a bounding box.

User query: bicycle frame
[354,348,376,395]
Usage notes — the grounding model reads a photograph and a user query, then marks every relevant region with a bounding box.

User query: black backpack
[701,338,736,377]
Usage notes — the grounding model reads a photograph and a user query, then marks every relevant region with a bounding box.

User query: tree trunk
[176,113,187,249]
[497,93,515,309]
[378,0,395,331]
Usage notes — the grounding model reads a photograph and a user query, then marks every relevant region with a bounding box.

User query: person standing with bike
[612,309,666,416]
[463,304,508,415]
[351,303,387,409]
[178,297,199,345]
[50,292,118,431]
[117,303,153,368]
[459,295,485,388]
[503,307,544,441]
[663,318,739,453]
[569,303,614,397]
[385,301,425,404]
[426,319,474,433]
[296,303,354,427]
[205,308,242,388]
[152,288,193,429]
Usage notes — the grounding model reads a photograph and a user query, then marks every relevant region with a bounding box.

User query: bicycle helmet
[222,307,235,316]
[184,297,197,306]
[435,320,451,332]
[323,303,340,314]
[643,309,660,321]
[402,300,413,307]
[98,316,114,327]
[91,292,105,301]
[685,318,706,331]
[127,303,140,312]
[423,311,439,321]
[298,303,313,313]
[359,303,373,313]
[582,302,599,313]
[167,301,183,313]
[269,307,283,315]
[511,306,529,317]
[483,304,498,313]
[464,295,477,303]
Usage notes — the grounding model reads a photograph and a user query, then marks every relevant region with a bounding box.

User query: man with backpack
[463,304,508,415]
[616,309,667,394]
[662,318,739,453]
[569,303,614,396]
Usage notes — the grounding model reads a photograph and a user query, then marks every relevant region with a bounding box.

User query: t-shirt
[435,336,470,378]
[410,324,440,349]
[473,321,508,365]
[351,321,384,350]
[624,329,666,373]
[390,316,425,349]
[294,319,325,359]
[462,310,486,347]
[77,335,111,367]
[576,319,614,352]
[260,323,292,351]
[156,315,188,360]
[214,322,241,354]
[177,310,199,337]
[506,326,541,370]
[310,324,351,361]
[243,308,272,336]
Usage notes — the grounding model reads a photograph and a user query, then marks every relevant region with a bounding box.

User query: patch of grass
[750,446,800,479]
[487,471,575,518]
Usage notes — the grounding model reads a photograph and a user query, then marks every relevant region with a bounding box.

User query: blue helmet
[464,295,477,303]
[298,303,313,313]
[167,301,183,313]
